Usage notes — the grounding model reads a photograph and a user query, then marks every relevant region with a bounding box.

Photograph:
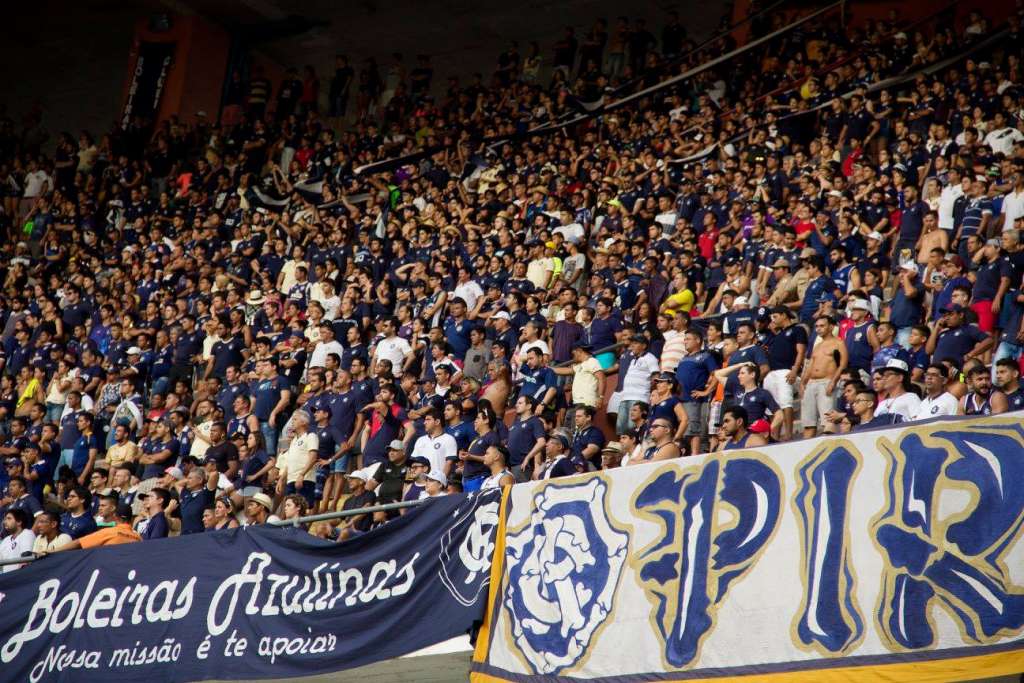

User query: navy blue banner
[0,490,503,682]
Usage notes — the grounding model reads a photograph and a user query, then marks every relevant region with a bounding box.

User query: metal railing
[0,499,433,568]
[267,498,428,527]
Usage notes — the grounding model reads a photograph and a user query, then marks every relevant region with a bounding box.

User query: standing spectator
[277,411,318,506]
[607,335,657,435]
[800,316,847,438]
[554,343,605,409]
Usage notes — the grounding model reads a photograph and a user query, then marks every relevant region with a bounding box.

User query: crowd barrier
[1,414,1022,682]
[471,413,1024,682]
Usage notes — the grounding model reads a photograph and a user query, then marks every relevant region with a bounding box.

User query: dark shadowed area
[0,0,716,143]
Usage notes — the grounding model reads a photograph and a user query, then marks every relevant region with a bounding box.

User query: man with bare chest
[916,211,948,264]
[800,315,848,438]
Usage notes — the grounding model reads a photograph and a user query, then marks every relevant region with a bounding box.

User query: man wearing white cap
[338,469,376,539]
[912,363,961,421]
[873,359,921,423]
[422,470,448,497]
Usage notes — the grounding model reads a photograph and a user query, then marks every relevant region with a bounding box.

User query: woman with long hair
[211,496,240,530]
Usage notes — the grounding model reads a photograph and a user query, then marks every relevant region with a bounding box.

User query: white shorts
[763,369,795,410]
[800,379,834,430]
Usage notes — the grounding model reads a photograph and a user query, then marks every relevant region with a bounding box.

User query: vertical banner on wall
[472,415,1024,682]
[122,42,175,128]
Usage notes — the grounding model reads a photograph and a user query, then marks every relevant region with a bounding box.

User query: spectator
[140,487,171,540]
[31,511,71,554]
[52,503,140,551]
[913,364,961,420]
[961,365,1009,415]
[873,359,922,423]
[174,468,218,535]
[1,509,35,570]
[719,406,767,450]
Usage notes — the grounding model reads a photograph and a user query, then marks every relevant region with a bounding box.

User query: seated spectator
[0,509,36,571]
[32,511,72,554]
[52,503,140,552]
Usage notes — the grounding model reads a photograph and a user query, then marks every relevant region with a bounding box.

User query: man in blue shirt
[955,179,993,261]
[175,468,217,535]
[800,256,837,323]
[889,263,925,346]
[926,304,993,364]
[443,297,473,361]
[141,488,171,540]
[507,395,547,478]
[519,348,558,410]
[932,256,971,321]
[570,404,606,470]
[674,328,718,455]
[60,486,98,540]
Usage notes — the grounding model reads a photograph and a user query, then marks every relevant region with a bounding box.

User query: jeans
[58,448,75,474]
[993,341,1024,380]
[151,377,169,397]
[260,420,278,456]
[45,402,64,423]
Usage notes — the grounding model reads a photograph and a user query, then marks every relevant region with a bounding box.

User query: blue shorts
[331,451,353,474]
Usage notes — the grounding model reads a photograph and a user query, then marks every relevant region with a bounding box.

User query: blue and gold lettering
[873,425,1024,650]
[633,456,782,668]
[792,445,865,655]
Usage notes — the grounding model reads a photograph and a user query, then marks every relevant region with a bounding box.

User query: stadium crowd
[3,1,1024,563]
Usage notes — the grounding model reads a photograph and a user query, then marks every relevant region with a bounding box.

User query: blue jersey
[845,321,875,372]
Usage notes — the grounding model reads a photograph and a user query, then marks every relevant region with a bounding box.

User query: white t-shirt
[1001,189,1024,229]
[454,281,484,310]
[374,336,412,370]
[938,182,965,230]
[282,432,319,484]
[0,529,36,572]
[411,432,458,474]
[984,127,1024,156]
[912,392,959,421]
[621,352,659,401]
[874,392,922,422]
[553,223,585,244]
[309,340,345,368]
[23,170,50,198]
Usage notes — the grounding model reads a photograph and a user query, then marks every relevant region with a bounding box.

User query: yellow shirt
[106,442,141,469]
[571,357,604,408]
[662,289,695,316]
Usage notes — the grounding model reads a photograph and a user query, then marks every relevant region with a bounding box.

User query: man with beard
[994,358,1024,410]
[961,365,1008,415]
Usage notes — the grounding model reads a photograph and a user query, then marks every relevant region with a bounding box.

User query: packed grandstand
[2,0,1024,563]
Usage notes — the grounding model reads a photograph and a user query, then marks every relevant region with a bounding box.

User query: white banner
[472,414,1024,681]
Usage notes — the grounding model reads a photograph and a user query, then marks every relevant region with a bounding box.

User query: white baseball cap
[426,470,447,487]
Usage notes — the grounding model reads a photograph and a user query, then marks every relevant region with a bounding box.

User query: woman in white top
[44,360,76,423]
[482,445,514,490]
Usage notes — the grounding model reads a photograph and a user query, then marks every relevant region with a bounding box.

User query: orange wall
[122,15,231,126]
